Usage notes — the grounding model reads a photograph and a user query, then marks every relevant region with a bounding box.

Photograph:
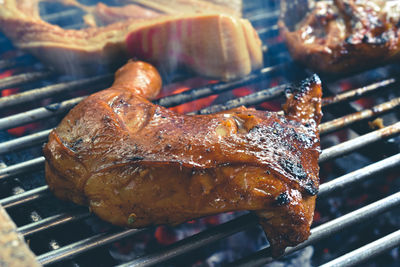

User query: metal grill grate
[0,1,399,266]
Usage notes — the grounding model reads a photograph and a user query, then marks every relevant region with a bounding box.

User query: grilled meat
[0,0,262,81]
[43,60,322,257]
[280,0,400,74]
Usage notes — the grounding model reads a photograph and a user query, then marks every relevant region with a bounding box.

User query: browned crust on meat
[280,0,400,74]
[43,61,322,257]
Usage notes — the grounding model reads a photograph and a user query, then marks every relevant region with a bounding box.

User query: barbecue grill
[0,0,399,266]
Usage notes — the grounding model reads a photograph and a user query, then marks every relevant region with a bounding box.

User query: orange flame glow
[160,77,219,114]
[0,70,35,136]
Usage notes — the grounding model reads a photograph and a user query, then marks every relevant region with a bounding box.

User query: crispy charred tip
[304,180,318,196]
[275,192,291,206]
[279,158,308,181]
[302,74,321,88]
[285,74,321,97]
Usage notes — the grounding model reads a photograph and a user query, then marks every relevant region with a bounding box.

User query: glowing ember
[0,70,34,136]
[259,100,281,111]
[160,77,219,114]
[170,95,218,114]
[340,81,374,108]
[0,70,14,80]
[155,226,177,245]
[232,86,254,97]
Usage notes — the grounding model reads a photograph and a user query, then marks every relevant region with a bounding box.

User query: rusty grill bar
[0,1,399,267]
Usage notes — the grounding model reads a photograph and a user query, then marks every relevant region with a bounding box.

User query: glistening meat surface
[0,0,262,81]
[43,61,322,257]
[280,0,400,74]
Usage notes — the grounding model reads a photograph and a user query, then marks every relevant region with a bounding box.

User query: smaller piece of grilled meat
[280,0,400,74]
[43,61,322,257]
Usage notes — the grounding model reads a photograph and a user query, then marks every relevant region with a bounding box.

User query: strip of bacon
[0,0,263,80]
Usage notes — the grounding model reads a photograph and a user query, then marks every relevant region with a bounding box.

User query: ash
[105,210,314,267]
[266,247,313,267]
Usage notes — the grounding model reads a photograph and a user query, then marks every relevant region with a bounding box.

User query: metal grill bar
[257,24,279,38]
[319,121,400,162]
[318,153,400,196]
[154,63,288,108]
[194,84,286,115]
[0,97,84,131]
[18,209,90,237]
[0,157,44,180]
[319,229,400,267]
[0,71,53,91]
[0,74,111,110]
[0,185,49,209]
[196,78,398,115]
[118,213,258,267]
[0,129,52,155]
[37,229,146,265]
[321,78,396,106]
[319,97,400,135]
[247,10,280,23]
[231,191,400,267]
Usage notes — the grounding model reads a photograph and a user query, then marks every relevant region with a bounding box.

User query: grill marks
[279,158,308,181]
[246,118,317,179]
